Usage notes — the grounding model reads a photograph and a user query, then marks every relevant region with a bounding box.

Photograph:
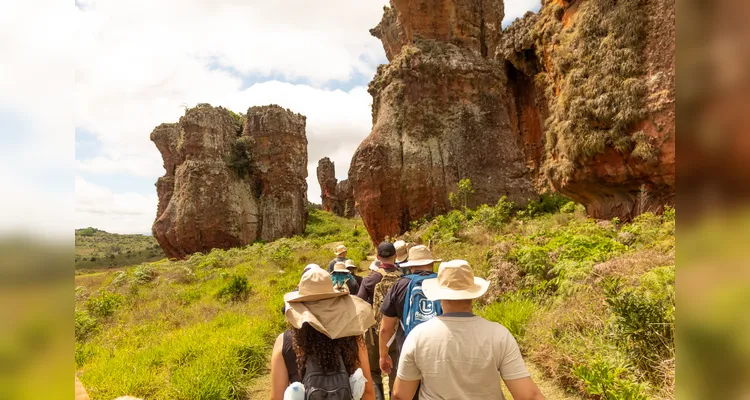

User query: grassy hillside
[404,196,675,399]
[75,228,165,271]
[75,202,674,400]
[74,212,372,400]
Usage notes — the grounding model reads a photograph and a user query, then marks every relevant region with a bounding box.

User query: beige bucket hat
[284,268,375,339]
[332,262,349,273]
[344,259,357,270]
[422,260,490,300]
[399,245,442,267]
[334,245,348,256]
[394,240,410,263]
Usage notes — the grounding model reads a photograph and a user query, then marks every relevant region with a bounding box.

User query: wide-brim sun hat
[303,263,321,273]
[344,259,357,270]
[285,268,348,303]
[332,262,349,273]
[334,244,348,256]
[422,259,490,301]
[284,269,375,339]
[399,245,442,267]
[394,240,410,263]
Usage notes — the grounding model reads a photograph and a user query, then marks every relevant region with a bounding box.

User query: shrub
[478,294,538,340]
[217,275,251,302]
[473,196,515,231]
[509,245,550,278]
[132,265,157,284]
[603,277,675,378]
[85,290,123,319]
[75,309,99,342]
[572,358,649,400]
[517,193,571,219]
[560,201,577,213]
[422,210,467,244]
[225,136,253,177]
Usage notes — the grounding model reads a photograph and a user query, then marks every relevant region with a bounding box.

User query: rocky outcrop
[151,104,307,259]
[317,158,355,217]
[350,0,538,243]
[501,0,675,219]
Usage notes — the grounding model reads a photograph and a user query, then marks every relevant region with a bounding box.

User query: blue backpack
[401,274,443,337]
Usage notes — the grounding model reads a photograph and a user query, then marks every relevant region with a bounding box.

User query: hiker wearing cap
[378,245,443,397]
[392,260,545,400]
[332,261,360,294]
[328,245,349,272]
[345,259,364,287]
[356,241,403,400]
[270,268,377,400]
[393,240,410,275]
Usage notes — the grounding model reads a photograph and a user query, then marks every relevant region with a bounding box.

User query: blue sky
[67,0,542,234]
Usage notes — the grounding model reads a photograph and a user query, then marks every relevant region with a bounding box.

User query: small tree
[451,178,475,210]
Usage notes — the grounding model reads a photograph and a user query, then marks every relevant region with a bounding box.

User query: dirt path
[247,362,581,399]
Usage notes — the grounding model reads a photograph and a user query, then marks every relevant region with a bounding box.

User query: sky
[1,0,542,236]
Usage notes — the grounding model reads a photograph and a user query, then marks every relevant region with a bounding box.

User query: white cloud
[503,0,542,27]
[76,176,158,234]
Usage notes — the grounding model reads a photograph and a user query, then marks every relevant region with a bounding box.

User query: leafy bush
[225,136,253,177]
[604,277,675,378]
[478,294,538,340]
[132,265,157,284]
[473,196,514,231]
[75,309,99,342]
[422,210,467,244]
[448,178,475,209]
[85,290,123,319]
[304,209,342,239]
[517,193,571,219]
[560,201,577,213]
[509,245,550,278]
[572,358,649,400]
[217,275,251,302]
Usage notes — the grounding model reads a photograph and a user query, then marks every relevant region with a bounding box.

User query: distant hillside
[75,228,165,271]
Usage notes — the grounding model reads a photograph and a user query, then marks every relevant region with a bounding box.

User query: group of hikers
[271,241,546,400]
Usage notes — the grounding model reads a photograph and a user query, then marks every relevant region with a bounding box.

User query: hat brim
[399,258,442,268]
[284,290,348,303]
[395,254,409,263]
[334,250,347,255]
[422,277,490,300]
[284,295,376,339]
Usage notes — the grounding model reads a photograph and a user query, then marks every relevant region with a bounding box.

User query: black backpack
[302,355,352,400]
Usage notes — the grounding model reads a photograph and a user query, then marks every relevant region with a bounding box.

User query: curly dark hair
[292,323,363,377]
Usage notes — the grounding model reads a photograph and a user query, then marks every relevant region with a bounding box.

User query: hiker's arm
[357,336,376,400]
[378,315,398,374]
[355,275,371,302]
[504,377,545,400]
[392,378,419,400]
[393,332,421,399]
[269,334,288,400]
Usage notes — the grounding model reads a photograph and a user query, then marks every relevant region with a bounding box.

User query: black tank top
[282,330,302,383]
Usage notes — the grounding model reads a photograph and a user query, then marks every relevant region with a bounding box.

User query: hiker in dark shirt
[394,240,411,275]
[327,244,348,272]
[345,259,364,287]
[356,242,402,400]
[379,245,442,399]
[332,261,360,294]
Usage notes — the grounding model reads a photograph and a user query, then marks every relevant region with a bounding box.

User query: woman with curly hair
[271,267,376,400]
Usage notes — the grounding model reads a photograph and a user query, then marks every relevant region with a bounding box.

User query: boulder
[151,104,307,259]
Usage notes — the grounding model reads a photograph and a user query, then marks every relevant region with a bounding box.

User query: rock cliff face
[317,158,355,217]
[350,0,538,243]
[502,0,675,219]
[151,104,307,259]
[352,0,675,243]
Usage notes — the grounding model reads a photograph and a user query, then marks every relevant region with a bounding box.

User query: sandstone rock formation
[500,0,675,219]
[151,104,307,259]
[317,157,355,217]
[352,0,675,242]
[350,0,538,243]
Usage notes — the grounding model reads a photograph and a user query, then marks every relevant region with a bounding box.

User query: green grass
[75,204,674,399]
[75,210,372,399]
[404,197,675,398]
[75,228,165,271]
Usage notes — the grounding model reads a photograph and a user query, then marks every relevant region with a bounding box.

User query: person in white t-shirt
[392,260,545,400]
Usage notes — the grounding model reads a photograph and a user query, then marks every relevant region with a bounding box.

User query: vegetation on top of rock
[532,0,653,182]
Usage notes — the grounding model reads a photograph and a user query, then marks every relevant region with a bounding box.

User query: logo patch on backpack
[402,273,442,337]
